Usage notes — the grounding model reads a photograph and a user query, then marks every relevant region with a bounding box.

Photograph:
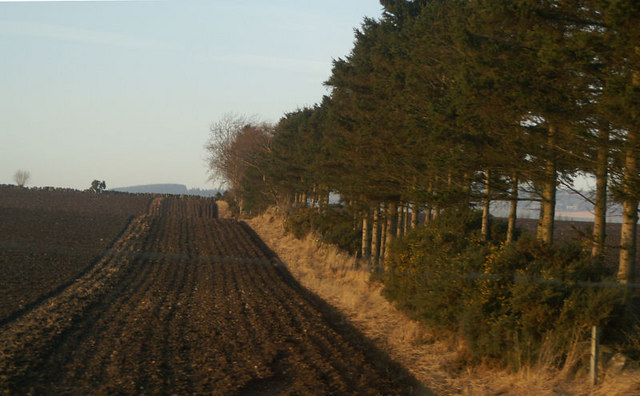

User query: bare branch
[13,170,30,187]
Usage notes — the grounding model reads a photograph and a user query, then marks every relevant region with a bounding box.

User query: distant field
[516,217,623,242]
[0,186,153,323]
[514,217,640,277]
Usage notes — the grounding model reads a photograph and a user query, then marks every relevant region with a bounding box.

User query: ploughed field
[0,192,415,394]
[0,186,154,324]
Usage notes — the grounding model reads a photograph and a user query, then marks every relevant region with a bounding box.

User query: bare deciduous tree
[205,113,272,213]
[13,170,30,187]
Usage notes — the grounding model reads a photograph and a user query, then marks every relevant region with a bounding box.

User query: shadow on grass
[239,221,435,396]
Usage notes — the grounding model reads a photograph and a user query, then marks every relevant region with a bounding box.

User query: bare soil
[0,186,152,324]
[0,195,418,394]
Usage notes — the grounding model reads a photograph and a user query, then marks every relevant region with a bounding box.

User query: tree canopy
[208,0,640,283]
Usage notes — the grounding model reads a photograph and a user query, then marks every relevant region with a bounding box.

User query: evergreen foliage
[383,210,628,368]
[206,0,640,369]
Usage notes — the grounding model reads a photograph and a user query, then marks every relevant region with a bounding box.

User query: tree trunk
[404,205,410,233]
[618,199,638,284]
[537,126,557,244]
[411,203,420,229]
[380,211,388,271]
[237,198,244,217]
[536,194,545,237]
[385,202,398,263]
[481,169,491,241]
[371,205,381,271]
[425,180,434,224]
[506,173,518,244]
[323,192,329,214]
[311,187,318,208]
[618,128,639,284]
[350,201,358,232]
[362,209,370,261]
[462,172,471,196]
[397,204,405,238]
[592,124,609,260]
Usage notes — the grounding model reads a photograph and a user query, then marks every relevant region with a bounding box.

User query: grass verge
[239,206,640,395]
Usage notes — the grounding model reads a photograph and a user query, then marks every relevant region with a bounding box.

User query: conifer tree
[583,0,640,282]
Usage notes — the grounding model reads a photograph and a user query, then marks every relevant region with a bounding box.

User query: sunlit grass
[241,205,640,395]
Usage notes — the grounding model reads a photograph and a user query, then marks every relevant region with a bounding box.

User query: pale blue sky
[0,0,383,190]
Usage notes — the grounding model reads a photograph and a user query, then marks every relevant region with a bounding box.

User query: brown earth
[0,194,420,395]
[0,186,153,324]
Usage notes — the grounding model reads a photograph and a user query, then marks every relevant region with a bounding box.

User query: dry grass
[236,206,640,395]
[217,200,232,219]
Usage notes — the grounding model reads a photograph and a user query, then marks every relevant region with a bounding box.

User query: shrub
[383,208,488,328]
[384,209,629,369]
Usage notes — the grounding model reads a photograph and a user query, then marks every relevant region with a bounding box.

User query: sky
[0,0,384,190]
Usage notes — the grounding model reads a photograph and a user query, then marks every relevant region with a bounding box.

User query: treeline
[206,0,640,369]
[210,0,640,283]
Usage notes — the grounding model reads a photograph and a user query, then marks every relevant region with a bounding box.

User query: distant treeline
[111,184,220,197]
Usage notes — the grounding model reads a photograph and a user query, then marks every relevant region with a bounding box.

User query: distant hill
[111,184,220,197]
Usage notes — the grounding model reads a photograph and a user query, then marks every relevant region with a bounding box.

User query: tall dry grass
[216,200,232,219]
[236,205,639,395]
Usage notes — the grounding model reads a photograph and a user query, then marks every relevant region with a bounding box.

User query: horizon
[1,0,383,190]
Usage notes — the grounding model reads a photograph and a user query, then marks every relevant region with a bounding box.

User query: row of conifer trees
[210,0,640,284]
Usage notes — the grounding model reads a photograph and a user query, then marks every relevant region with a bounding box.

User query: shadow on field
[239,222,435,396]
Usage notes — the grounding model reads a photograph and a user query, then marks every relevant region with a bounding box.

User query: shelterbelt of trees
[209,0,640,281]
[207,0,640,370]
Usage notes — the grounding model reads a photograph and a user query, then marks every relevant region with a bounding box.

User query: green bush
[384,209,629,369]
[383,209,488,328]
